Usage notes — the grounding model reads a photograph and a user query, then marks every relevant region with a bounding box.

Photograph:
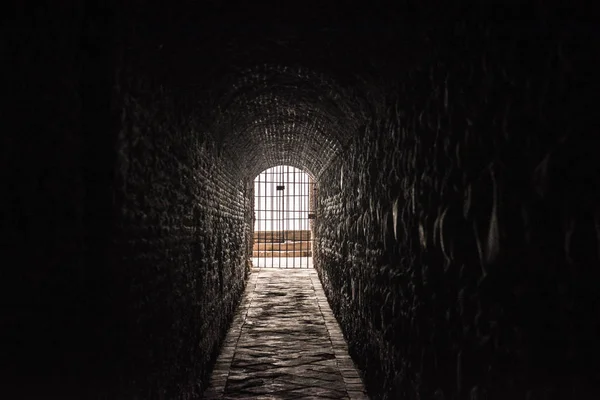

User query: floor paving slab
[204,268,369,399]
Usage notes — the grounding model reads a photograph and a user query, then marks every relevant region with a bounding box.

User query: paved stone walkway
[204,268,369,399]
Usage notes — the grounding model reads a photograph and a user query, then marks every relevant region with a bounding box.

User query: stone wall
[4,2,598,399]
[103,80,251,399]
[314,16,600,400]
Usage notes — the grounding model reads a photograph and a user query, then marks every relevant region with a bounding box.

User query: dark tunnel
[2,1,600,399]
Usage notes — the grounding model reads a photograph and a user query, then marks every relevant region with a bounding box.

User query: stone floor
[204,268,369,399]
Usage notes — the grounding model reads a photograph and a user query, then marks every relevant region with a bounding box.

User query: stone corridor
[5,2,600,399]
[204,268,368,399]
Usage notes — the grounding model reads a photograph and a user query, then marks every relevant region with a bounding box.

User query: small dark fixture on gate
[276,185,285,190]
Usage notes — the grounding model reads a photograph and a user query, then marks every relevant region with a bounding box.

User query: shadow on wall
[313,17,600,400]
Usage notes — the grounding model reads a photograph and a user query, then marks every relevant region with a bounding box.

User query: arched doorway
[251,165,316,268]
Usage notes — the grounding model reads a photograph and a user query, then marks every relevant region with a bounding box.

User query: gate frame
[250,165,316,268]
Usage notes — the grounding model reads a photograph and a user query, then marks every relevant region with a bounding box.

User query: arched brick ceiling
[213,64,368,178]
[125,2,413,179]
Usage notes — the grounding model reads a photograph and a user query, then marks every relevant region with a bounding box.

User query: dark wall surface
[105,82,250,399]
[3,1,251,399]
[2,1,118,397]
[314,14,600,400]
[3,1,599,400]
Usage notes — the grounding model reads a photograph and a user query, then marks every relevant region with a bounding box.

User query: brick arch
[207,64,366,181]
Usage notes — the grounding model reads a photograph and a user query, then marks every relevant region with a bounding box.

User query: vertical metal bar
[300,168,303,268]
[253,176,256,268]
[280,166,283,268]
[304,170,308,268]
[254,170,262,268]
[262,170,264,268]
[313,178,315,268]
[254,176,256,268]
[263,170,266,268]
[276,167,278,268]
[267,168,270,268]
[266,170,268,268]
[302,168,304,268]
[260,173,262,268]
[301,170,305,269]
[262,170,269,267]
[260,170,262,268]
[285,165,288,269]
[278,167,280,267]
[270,167,277,268]
[265,169,268,268]
[262,170,268,267]
[305,173,309,268]
[275,167,278,268]
[268,168,270,268]
[257,173,259,268]
[308,176,311,268]
[269,168,273,269]
[293,166,297,268]
[273,167,283,266]
[270,168,272,268]
[308,174,311,268]
[308,177,311,269]
[258,172,267,267]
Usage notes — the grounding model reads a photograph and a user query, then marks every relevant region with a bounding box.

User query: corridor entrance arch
[251,165,316,268]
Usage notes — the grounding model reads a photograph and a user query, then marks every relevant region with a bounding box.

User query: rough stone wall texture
[314,17,600,400]
[105,79,250,399]
[4,2,599,399]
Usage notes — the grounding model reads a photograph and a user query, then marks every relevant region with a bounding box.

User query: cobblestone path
[204,268,369,399]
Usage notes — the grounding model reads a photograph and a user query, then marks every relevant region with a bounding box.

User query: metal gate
[252,165,316,268]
